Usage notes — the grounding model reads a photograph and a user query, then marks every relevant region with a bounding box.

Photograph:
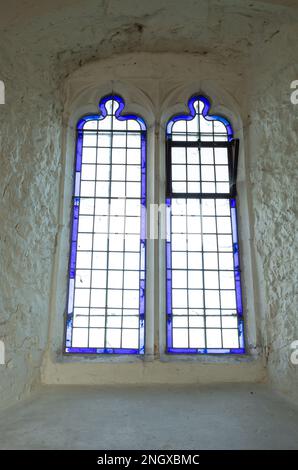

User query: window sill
[59,351,258,365]
[42,350,265,386]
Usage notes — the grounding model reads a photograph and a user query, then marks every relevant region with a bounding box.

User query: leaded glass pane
[166,96,244,354]
[65,96,146,354]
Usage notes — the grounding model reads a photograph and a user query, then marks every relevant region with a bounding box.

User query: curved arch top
[77,94,147,131]
[167,95,233,141]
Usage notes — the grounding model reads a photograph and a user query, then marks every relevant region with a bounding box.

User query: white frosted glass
[72,328,88,347]
[121,329,139,349]
[74,289,90,307]
[172,270,187,289]
[172,328,188,348]
[222,329,239,348]
[206,329,222,348]
[106,329,121,348]
[81,164,96,180]
[188,253,202,269]
[89,328,105,347]
[204,271,219,290]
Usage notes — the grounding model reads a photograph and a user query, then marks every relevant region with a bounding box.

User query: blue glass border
[77,95,146,132]
[167,94,233,141]
[65,95,147,355]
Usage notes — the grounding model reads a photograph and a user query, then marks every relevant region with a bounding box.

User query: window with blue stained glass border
[166,95,245,354]
[65,95,146,354]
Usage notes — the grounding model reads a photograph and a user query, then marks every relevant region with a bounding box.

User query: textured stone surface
[0,384,298,449]
[0,0,297,409]
[247,30,298,402]
[0,60,62,407]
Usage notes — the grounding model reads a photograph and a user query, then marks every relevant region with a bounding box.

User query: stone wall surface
[0,0,297,408]
[247,25,298,402]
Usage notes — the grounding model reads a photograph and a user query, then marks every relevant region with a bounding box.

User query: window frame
[64,94,147,355]
[165,95,245,354]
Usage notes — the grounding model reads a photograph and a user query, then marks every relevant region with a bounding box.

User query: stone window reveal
[65,93,245,355]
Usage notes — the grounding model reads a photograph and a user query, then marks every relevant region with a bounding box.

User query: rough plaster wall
[247,24,298,401]
[0,0,297,408]
[0,52,62,408]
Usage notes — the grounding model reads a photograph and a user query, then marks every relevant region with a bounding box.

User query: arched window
[65,95,146,354]
[165,95,245,353]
